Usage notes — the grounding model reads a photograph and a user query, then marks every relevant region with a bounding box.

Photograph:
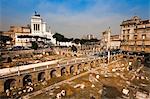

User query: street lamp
[107,27,111,64]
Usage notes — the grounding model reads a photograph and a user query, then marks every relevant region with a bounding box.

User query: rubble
[10,87,13,90]
[41,81,47,86]
[18,91,22,95]
[55,86,60,89]
[56,93,61,99]
[96,75,100,79]
[6,89,10,96]
[91,84,95,88]
[98,89,103,95]
[122,88,129,95]
[141,76,145,80]
[60,90,66,96]
[104,74,108,78]
[90,70,99,74]
[49,92,54,96]
[112,69,116,72]
[135,91,149,99]
[74,84,85,89]
[140,83,147,87]
[27,87,34,92]
[56,90,66,99]
[126,81,131,85]
[89,74,98,83]
[23,89,26,93]
[12,92,17,96]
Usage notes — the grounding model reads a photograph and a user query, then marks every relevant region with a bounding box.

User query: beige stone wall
[120,16,150,53]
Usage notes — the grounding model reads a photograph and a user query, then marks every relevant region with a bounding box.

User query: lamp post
[107,27,111,64]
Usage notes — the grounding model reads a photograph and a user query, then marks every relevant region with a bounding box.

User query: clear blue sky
[0,0,149,38]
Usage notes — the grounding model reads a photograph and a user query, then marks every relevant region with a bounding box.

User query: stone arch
[61,67,66,76]
[23,74,32,86]
[70,65,74,74]
[4,79,16,91]
[38,72,45,82]
[50,69,57,78]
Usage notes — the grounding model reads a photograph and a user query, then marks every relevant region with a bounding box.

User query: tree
[90,38,99,42]
[73,38,81,44]
[53,33,73,42]
[53,33,64,42]
[31,42,38,50]
[0,35,12,43]
[71,45,77,52]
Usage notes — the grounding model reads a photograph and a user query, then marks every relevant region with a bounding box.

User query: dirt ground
[32,60,150,99]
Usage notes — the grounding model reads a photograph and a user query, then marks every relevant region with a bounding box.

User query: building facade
[3,12,57,47]
[3,26,31,47]
[101,28,120,50]
[101,28,110,50]
[110,35,121,49]
[120,16,150,53]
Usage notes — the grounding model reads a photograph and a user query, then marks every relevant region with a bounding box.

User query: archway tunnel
[38,72,45,82]
[4,79,16,91]
[50,69,57,78]
[23,75,32,86]
[61,67,66,76]
[70,65,74,74]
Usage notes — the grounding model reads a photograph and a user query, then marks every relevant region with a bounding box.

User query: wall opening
[61,67,66,76]
[70,66,74,74]
[23,75,32,86]
[38,72,45,82]
[4,79,16,91]
[50,70,57,78]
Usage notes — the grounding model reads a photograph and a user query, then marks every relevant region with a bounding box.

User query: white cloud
[36,1,125,38]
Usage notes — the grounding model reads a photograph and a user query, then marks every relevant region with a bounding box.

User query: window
[134,35,137,40]
[142,34,146,40]
[123,30,125,34]
[127,29,130,33]
[127,35,129,40]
